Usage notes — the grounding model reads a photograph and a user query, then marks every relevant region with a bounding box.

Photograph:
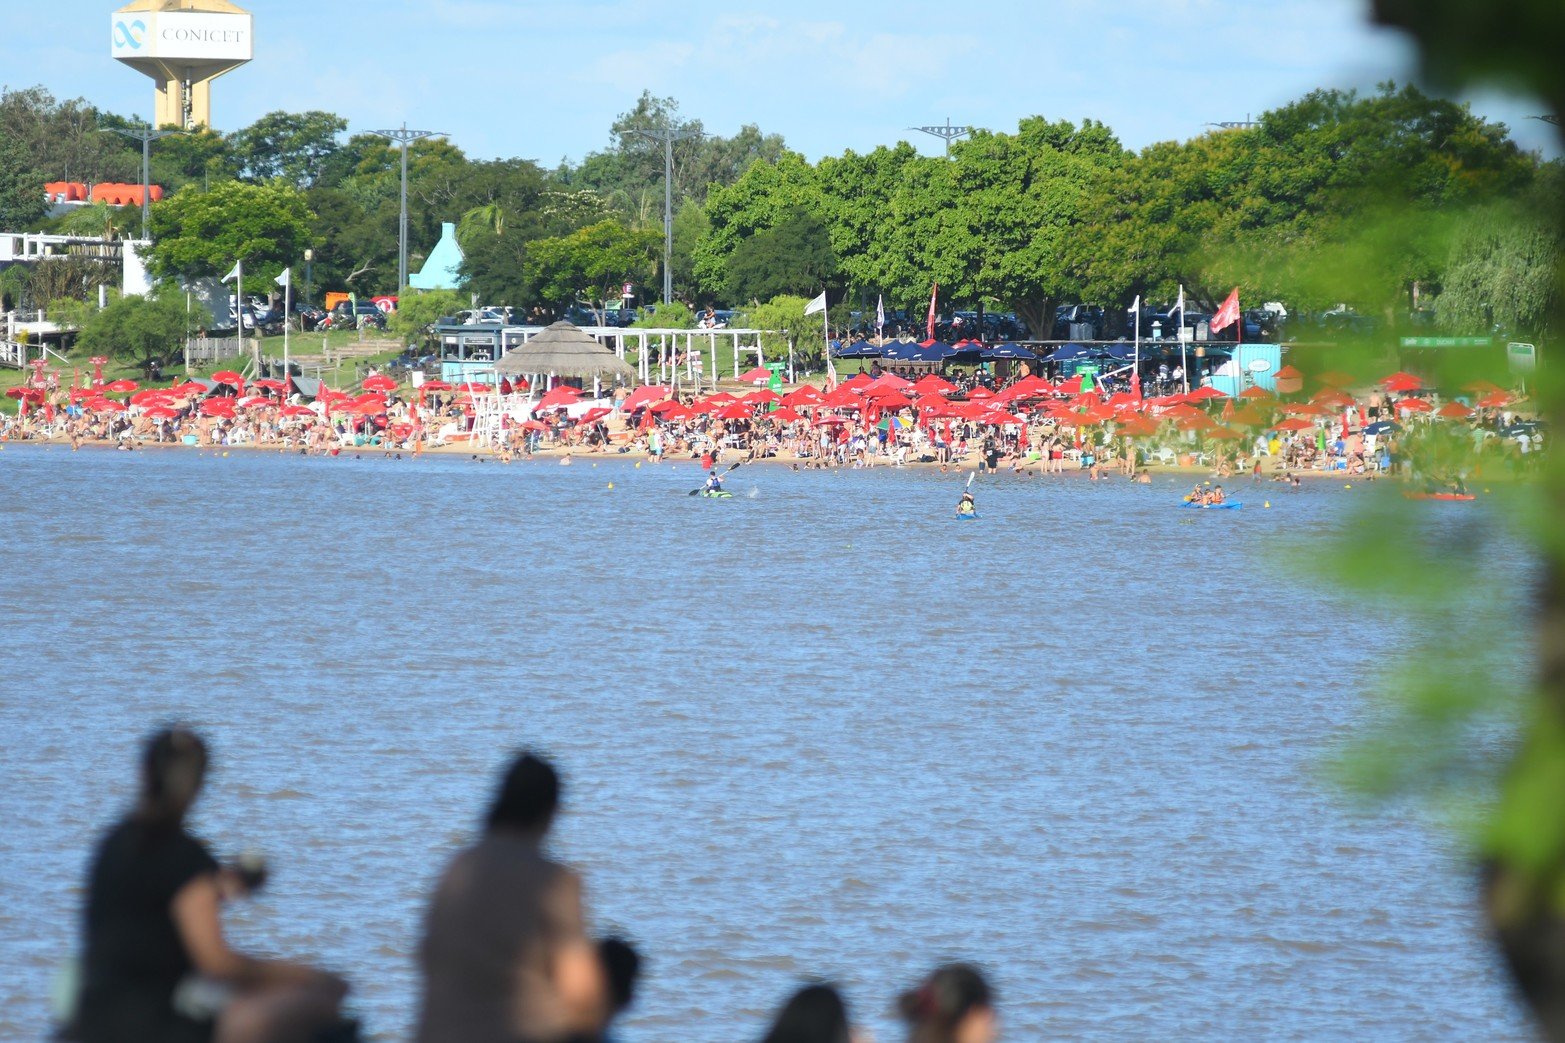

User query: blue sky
[15,0,1561,163]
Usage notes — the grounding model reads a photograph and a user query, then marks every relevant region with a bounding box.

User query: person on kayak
[1187,484,1206,505]
[957,492,976,517]
[704,469,724,494]
[1211,485,1226,504]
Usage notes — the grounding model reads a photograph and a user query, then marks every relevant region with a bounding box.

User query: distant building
[409,222,464,292]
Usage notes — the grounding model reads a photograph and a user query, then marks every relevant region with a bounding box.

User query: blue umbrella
[832,339,880,359]
[979,343,1039,361]
[1043,343,1094,362]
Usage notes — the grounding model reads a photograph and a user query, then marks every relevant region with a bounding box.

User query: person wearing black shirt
[74,728,348,1043]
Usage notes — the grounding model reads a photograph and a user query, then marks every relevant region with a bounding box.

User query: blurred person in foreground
[898,964,996,1043]
[761,982,855,1043]
[416,752,605,1043]
[73,728,348,1043]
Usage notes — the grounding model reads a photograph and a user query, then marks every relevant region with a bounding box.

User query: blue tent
[1043,343,1096,362]
[884,341,955,362]
[979,343,1039,361]
[831,339,880,359]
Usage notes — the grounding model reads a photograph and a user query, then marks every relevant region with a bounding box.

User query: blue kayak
[956,514,979,520]
[1179,501,1242,510]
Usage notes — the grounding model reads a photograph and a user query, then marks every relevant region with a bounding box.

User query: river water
[0,444,1534,1040]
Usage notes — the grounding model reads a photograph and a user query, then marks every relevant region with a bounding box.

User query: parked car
[329,300,388,330]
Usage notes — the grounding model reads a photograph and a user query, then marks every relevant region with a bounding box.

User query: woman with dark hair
[75,728,347,1043]
[897,964,997,1043]
[761,983,853,1043]
[416,751,605,1043]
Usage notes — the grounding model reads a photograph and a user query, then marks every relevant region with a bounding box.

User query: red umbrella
[1272,417,1315,431]
[104,379,139,393]
[913,374,957,395]
[1381,372,1423,392]
[131,389,170,406]
[1117,417,1160,437]
[739,366,772,383]
[658,404,694,421]
[771,406,805,423]
[1312,389,1355,407]
[622,385,669,411]
[968,386,996,400]
[89,399,126,413]
[210,370,244,387]
[821,387,862,408]
[781,386,825,407]
[520,419,550,432]
[1437,402,1474,419]
[537,387,584,409]
[250,378,288,392]
[349,400,385,416]
[649,400,683,414]
[986,410,1024,425]
[1206,426,1244,440]
[1282,402,1333,416]
[874,392,913,410]
[577,407,612,425]
[1185,386,1227,401]
[144,406,180,419]
[1275,364,1303,380]
[841,373,873,389]
[280,405,317,418]
[707,392,739,404]
[169,382,207,396]
[1396,397,1432,413]
[814,414,851,425]
[420,380,454,392]
[1476,392,1512,408]
[746,388,783,405]
[362,375,398,392]
[716,403,752,420]
[200,399,236,418]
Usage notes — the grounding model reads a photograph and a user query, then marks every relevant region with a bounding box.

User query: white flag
[876,294,885,330]
[275,267,291,288]
[222,261,241,283]
[803,291,827,316]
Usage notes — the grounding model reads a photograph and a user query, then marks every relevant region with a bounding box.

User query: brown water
[0,445,1533,1039]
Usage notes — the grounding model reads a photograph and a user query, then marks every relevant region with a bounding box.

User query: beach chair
[1153,447,1177,466]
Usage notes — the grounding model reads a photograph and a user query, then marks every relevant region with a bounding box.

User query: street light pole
[623,124,702,305]
[368,122,446,292]
[102,124,184,239]
[910,118,974,157]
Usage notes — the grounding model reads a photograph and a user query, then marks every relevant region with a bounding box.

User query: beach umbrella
[200,399,236,418]
[649,400,684,414]
[1437,402,1475,419]
[1176,413,1219,431]
[746,388,783,405]
[986,410,1024,425]
[1381,372,1423,392]
[841,373,873,389]
[1313,389,1356,408]
[814,414,851,425]
[1117,416,1159,437]
[821,387,862,408]
[89,398,126,412]
[1476,392,1512,408]
[576,407,613,426]
[349,400,385,416]
[781,386,825,407]
[1206,426,1243,440]
[707,392,739,403]
[657,404,695,421]
[622,385,669,411]
[419,380,453,392]
[143,406,180,420]
[716,403,752,421]
[1238,386,1274,401]
[169,382,207,396]
[1396,397,1433,413]
[130,389,169,406]
[280,405,316,418]
[771,406,805,423]
[913,374,957,395]
[1185,386,1227,401]
[238,395,271,408]
[1271,418,1315,431]
[363,375,398,392]
[210,370,244,388]
[1282,402,1333,416]
[536,387,584,410]
[873,392,913,410]
[103,379,138,393]
[1464,379,1506,395]
[519,419,550,432]
[250,378,288,393]
[968,386,996,401]
[739,366,772,383]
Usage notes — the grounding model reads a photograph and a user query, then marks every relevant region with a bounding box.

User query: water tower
[111,0,252,130]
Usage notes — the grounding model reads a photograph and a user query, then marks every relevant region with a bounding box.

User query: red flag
[926,283,938,341]
[1211,287,1241,333]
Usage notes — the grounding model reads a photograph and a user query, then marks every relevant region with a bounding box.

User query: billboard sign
[112,12,253,61]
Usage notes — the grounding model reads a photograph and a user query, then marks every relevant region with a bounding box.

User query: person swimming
[957,492,976,517]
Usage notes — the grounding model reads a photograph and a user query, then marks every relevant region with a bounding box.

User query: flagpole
[282,269,291,399]
[1133,295,1140,396]
[1178,284,1188,395]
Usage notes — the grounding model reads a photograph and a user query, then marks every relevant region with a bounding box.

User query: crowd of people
[1,364,1541,485]
[61,729,997,1043]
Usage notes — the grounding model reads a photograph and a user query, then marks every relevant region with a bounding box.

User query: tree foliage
[388,288,466,339]
[146,180,313,284]
[724,207,836,303]
[228,110,346,188]
[77,288,188,375]
[523,220,660,321]
[0,127,47,231]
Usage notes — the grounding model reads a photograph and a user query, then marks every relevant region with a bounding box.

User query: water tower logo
[113,18,147,49]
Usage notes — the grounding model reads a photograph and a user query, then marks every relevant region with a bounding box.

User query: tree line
[0,82,1558,342]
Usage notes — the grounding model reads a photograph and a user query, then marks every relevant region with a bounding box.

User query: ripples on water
[0,445,1534,1040]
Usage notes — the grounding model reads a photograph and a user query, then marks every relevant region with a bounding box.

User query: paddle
[689,460,743,495]
[957,471,976,516]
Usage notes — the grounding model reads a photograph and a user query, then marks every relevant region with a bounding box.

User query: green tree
[1435,168,1563,338]
[147,180,313,285]
[0,86,137,187]
[78,289,189,376]
[631,300,695,328]
[524,220,660,322]
[738,293,819,368]
[304,185,393,296]
[671,199,710,302]
[0,127,48,230]
[724,206,837,303]
[388,288,466,340]
[228,110,347,189]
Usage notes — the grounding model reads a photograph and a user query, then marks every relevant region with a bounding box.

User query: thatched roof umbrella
[495,321,635,388]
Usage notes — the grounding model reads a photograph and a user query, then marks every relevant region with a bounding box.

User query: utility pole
[910,118,974,157]
[623,124,702,305]
[368,123,446,292]
[101,124,184,240]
